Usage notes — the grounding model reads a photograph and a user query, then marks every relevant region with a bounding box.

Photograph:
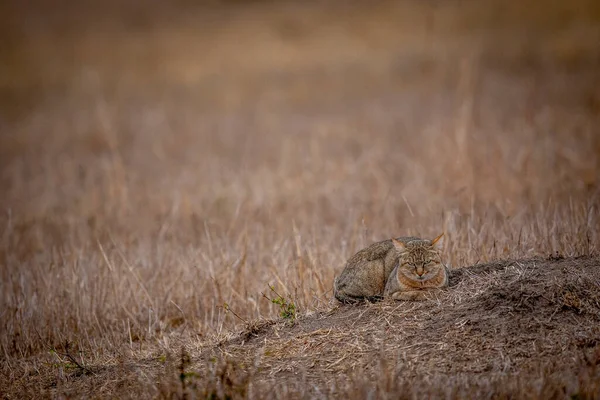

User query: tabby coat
[334,234,447,303]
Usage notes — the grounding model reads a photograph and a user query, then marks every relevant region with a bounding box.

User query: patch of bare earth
[192,255,600,398]
[11,256,598,399]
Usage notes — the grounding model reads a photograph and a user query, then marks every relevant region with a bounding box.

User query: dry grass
[1,0,600,398]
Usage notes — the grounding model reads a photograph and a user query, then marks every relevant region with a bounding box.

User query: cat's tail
[334,277,382,304]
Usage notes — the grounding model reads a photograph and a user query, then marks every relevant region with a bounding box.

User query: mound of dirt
[10,257,598,399]
[199,256,600,398]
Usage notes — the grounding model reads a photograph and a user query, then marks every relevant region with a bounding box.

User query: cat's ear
[392,238,407,253]
[430,233,444,250]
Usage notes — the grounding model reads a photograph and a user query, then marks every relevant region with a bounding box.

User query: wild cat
[333,234,448,303]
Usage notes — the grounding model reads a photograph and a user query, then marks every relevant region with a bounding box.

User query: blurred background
[1,0,599,341]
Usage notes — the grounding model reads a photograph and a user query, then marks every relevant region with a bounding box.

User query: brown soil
[4,258,600,398]
[196,255,600,398]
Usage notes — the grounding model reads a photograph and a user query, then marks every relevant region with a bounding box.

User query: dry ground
[1,0,600,398]
[9,255,600,399]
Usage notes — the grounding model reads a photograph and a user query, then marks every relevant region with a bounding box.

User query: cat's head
[392,234,444,280]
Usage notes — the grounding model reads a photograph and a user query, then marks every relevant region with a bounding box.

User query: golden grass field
[1,0,600,398]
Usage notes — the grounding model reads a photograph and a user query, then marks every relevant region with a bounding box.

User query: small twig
[267,284,285,300]
[54,341,96,376]
[222,303,248,324]
[180,347,190,400]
